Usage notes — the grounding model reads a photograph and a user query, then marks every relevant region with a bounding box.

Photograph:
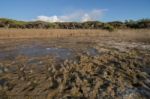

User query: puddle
[4,48,73,61]
[19,47,74,60]
[0,51,17,60]
[0,43,100,61]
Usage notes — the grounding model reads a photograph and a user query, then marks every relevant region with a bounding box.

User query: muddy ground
[0,36,150,99]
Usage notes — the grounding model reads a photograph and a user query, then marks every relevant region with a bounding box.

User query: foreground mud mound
[0,49,150,99]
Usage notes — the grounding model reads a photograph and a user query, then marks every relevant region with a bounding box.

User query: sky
[0,0,150,22]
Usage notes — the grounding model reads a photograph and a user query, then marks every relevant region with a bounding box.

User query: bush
[103,24,115,32]
[0,18,150,29]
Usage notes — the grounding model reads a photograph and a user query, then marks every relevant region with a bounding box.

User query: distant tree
[125,20,138,28]
[108,21,126,29]
[102,23,115,31]
[137,19,150,28]
[0,18,150,30]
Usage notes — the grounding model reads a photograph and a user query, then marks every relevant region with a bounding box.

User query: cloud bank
[36,9,107,22]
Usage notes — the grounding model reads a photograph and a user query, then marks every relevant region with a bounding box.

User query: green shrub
[103,24,115,32]
[0,18,150,29]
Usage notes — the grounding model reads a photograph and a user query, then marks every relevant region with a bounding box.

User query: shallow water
[0,46,74,60]
[19,47,74,59]
[0,44,99,61]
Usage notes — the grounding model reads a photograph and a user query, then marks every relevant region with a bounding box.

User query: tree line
[0,18,150,31]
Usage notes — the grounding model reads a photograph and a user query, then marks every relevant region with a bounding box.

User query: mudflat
[0,29,150,99]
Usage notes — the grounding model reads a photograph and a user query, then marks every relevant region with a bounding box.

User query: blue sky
[0,0,150,22]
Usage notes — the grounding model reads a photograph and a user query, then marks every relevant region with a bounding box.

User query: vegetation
[0,44,150,98]
[0,26,150,98]
[0,18,150,31]
[0,29,150,41]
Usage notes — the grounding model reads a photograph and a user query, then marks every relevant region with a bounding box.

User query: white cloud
[36,9,107,22]
[82,14,92,22]
[36,15,63,22]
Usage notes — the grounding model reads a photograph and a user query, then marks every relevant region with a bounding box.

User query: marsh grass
[0,29,108,38]
[0,29,149,43]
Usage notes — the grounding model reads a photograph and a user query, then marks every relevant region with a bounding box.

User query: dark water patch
[0,45,75,61]
[0,44,100,61]
[19,47,74,60]
[0,51,17,60]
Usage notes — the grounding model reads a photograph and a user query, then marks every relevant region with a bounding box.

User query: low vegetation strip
[0,29,109,39]
[0,18,150,31]
[0,29,150,43]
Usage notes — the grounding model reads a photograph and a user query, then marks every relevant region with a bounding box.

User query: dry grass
[112,29,150,42]
[0,29,150,42]
[0,29,110,39]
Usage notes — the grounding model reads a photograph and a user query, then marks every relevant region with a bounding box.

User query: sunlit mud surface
[0,37,150,99]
